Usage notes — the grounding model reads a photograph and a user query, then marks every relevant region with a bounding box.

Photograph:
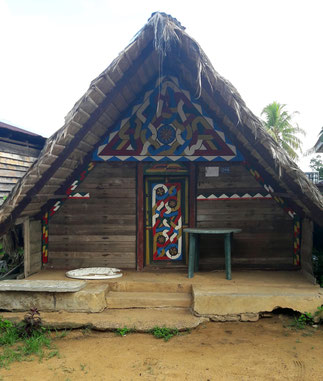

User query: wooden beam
[300,218,316,284]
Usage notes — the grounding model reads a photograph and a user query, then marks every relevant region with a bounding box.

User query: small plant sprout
[115,327,132,336]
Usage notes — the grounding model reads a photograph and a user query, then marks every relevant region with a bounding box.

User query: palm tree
[261,102,305,160]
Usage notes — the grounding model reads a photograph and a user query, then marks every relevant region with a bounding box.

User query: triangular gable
[92,77,243,162]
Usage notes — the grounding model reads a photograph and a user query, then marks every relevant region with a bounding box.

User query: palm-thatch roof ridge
[0,11,322,234]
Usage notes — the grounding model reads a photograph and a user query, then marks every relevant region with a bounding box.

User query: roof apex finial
[149,12,185,30]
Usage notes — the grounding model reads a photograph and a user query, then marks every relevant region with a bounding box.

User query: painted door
[145,176,188,265]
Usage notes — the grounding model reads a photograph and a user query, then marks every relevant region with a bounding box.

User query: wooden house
[0,13,322,280]
[0,121,45,206]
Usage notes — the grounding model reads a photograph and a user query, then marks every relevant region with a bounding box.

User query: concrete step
[106,291,192,309]
[107,280,191,293]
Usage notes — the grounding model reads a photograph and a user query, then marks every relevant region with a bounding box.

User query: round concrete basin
[65,267,123,280]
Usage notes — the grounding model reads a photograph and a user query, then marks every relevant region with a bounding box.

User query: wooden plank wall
[196,163,294,269]
[48,162,137,269]
[0,141,40,205]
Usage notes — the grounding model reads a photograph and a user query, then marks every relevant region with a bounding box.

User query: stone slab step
[0,280,86,292]
[107,291,192,309]
[0,283,108,313]
[1,308,208,332]
[107,280,191,293]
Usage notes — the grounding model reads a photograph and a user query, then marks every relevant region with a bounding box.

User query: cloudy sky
[0,0,322,170]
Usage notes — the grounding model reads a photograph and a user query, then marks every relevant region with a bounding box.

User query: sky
[0,0,322,171]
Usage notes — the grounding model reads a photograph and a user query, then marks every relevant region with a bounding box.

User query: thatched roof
[1,12,322,233]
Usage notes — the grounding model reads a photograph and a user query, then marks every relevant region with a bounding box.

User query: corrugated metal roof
[0,121,44,138]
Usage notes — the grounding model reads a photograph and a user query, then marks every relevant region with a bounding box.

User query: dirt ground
[1,316,322,381]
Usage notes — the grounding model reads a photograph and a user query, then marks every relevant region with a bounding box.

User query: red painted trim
[68,196,90,199]
[137,163,144,271]
[189,163,196,228]
[197,197,273,201]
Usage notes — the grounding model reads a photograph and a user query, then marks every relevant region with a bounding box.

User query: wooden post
[23,218,30,278]
[137,163,144,271]
[189,163,196,228]
[23,218,42,278]
[300,218,315,284]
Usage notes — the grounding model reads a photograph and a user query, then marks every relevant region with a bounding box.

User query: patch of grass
[0,318,19,346]
[0,309,59,368]
[150,326,180,342]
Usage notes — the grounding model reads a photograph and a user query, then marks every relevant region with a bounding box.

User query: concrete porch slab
[1,270,321,319]
[192,284,323,316]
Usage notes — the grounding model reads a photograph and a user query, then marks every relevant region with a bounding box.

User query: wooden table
[184,228,242,280]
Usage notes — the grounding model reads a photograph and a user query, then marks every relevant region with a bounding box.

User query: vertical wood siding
[48,162,136,269]
[196,164,294,269]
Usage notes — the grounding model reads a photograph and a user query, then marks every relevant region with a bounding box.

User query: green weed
[55,329,69,339]
[289,306,323,330]
[81,327,91,336]
[47,349,59,359]
[115,326,133,336]
[150,326,179,342]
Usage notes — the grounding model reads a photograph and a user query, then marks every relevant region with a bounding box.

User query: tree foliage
[310,155,323,180]
[261,102,305,160]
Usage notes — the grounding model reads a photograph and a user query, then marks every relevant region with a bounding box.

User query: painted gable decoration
[93,77,243,162]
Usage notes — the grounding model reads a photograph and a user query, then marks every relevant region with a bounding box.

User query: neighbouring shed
[0,121,45,205]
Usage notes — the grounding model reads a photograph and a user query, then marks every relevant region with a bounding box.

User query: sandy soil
[1,317,322,381]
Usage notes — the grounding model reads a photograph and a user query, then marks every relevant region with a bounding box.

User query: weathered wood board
[196,164,294,269]
[48,162,136,269]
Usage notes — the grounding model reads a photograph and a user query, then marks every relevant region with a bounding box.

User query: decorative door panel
[145,176,188,265]
[152,182,182,261]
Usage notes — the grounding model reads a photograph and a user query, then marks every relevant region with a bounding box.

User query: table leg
[194,234,200,272]
[188,233,197,278]
[224,233,232,280]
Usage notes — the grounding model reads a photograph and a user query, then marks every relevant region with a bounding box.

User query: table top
[183,228,242,234]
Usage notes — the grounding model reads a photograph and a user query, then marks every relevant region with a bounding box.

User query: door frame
[136,162,196,270]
